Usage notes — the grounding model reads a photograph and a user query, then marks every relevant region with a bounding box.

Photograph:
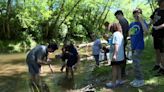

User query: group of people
[26,0,164,90]
[91,0,164,88]
[26,42,80,91]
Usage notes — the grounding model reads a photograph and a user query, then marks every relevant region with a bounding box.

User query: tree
[0,0,155,45]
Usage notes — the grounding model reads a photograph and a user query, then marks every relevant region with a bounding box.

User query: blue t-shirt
[129,22,147,50]
[107,37,114,52]
[107,37,113,45]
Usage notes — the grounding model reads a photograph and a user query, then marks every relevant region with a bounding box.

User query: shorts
[27,60,41,76]
[102,47,109,53]
[111,60,124,66]
[153,37,164,52]
[67,57,77,67]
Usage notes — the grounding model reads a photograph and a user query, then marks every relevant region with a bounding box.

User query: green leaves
[0,0,157,43]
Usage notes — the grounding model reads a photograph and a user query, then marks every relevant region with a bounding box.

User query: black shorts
[111,60,124,66]
[62,53,78,67]
[67,57,77,67]
[153,37,164,52]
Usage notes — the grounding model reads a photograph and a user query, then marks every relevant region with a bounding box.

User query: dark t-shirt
[150,8,164,38]
[119,18,129,39]
[62,45,78,67]
[62,45,78,60]
[68,45,78,59]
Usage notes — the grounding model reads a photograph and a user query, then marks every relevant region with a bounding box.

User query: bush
[0,35,37,54]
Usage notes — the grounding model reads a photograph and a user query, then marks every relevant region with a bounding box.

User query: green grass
[89,36,164,92]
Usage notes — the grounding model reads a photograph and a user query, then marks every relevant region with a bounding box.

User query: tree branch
[58,0,82,27]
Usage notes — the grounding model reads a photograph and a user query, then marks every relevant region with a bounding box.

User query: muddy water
[0,53,160,92]
[0,53,97,92]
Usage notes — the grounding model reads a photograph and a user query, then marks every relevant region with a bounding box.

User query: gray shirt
[92,39,101,55]
[119,18,129,38]
[26,45,48,64]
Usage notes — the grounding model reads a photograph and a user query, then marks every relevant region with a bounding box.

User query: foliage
[0,0,157,53]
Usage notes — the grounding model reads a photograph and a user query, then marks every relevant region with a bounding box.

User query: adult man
[115,10,129,78]
[150,0,164,75]
[26,43,58,89]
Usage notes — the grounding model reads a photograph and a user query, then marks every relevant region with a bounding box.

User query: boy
[104,21,111,32]
[150,0,164,75]
[103,34,113,64]
[129,8,148,87]
[62,42,80,79]
[92,35,102,66]
[26,43,58,90]
[115,10,129,78]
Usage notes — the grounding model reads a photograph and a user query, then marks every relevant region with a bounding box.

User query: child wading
[62,42,80,79]
[26,43,58,91]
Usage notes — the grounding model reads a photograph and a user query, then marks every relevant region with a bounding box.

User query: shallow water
[0,53,162,92]
[0,53,96,92]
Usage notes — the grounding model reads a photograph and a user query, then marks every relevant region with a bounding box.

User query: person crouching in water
[26,43,58,91]
[106,23,125,88]
[62,42,80,79]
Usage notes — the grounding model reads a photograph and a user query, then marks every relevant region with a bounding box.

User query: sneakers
[130,79,144,87]
[106,82,117,88]
[157,68,164,74]
[152,65,160,71]
[116,80,127,85]
[106,80,126,88]
[155,68,164,76]
[130,79,137,85]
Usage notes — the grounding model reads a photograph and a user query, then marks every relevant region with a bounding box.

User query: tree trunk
[45,22,49,39]
[6,0,12,39]
[81,23,94,41]
[54,0,65,25]
[2,19,6,39]
[58,0,82,27]
[98,1,113,30]
[0,10,6,38]
[98,9,110,31]
[95,0,110,29]
[49,0,53,11]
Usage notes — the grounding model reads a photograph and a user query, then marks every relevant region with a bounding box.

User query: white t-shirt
[112,31,124,61]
